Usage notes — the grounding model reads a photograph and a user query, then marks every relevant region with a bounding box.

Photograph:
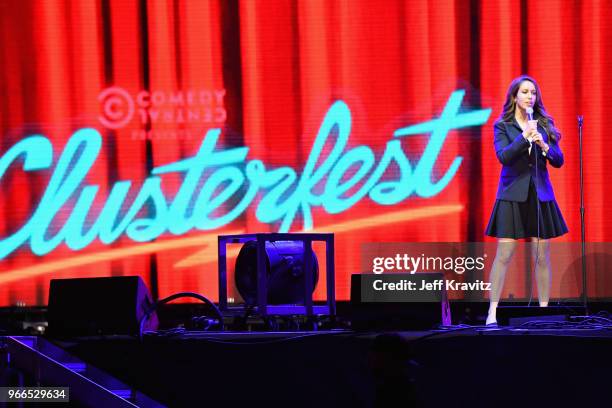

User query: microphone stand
[578,115,588,313]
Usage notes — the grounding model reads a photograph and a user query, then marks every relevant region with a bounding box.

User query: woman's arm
[544,140,564,168]
[494,121,530,165]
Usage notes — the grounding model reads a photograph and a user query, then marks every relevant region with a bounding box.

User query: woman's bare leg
[531,239,551,307]
[486,239,518,325]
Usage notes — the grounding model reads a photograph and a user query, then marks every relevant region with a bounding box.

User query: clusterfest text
[0,90,490,258]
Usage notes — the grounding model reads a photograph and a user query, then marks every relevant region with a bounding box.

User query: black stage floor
[55,325,612,408]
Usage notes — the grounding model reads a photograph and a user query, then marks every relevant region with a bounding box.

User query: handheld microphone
[525,107,535,148]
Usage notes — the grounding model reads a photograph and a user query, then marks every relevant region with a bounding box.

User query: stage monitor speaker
[47,276,158,337]
[497,305,586,326]
[350,273,451,330]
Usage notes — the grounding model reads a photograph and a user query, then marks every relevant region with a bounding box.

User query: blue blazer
[493,119,564,202]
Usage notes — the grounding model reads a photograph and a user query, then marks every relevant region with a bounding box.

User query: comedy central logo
[98,86,227,130]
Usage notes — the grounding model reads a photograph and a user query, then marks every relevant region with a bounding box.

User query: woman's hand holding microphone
[523,120,550,154]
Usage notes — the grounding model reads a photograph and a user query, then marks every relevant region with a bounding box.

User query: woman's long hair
[497,75,561,143]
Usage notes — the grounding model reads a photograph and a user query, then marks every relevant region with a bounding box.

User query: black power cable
[139,292,224,341]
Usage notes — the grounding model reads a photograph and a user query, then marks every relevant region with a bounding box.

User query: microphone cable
[527,137,541,308]
[525,107,541,308]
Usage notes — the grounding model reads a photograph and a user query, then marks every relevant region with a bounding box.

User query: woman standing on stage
[485,75,568,325]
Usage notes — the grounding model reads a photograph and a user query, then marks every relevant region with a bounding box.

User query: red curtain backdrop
[0,0,610,306]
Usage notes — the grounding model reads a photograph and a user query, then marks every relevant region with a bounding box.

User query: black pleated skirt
[485,181,568,239]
